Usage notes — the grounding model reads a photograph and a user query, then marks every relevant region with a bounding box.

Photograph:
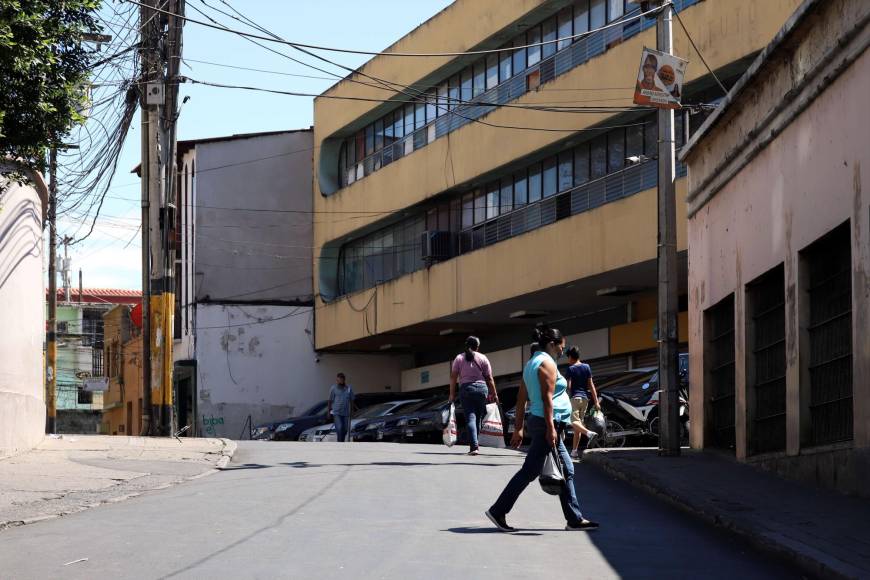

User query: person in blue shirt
[327,373,354,442]
[565,346,601,459]
[486,327,599,532]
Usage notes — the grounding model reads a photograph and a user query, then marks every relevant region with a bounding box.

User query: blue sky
[57,0,454,290]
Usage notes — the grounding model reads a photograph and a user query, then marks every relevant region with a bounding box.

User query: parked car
[264,392,407,442]
[351,399,434,442]
[299,399,423,442]
[378,397,470,445]
[256,400,329,442]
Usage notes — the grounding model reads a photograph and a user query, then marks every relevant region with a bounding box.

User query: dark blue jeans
[333,414,350,442]
[489,415,584,526]
[459,382,488,450]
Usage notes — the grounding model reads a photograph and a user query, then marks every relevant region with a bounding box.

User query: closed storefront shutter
[586,355,629,375]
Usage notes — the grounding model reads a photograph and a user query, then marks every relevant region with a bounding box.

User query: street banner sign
[633,47,688,109]
[84,377,109,392]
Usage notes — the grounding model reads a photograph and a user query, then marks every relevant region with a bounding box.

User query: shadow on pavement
[218,463,272,471]
[275,460,507,468]
[444,527,542,537]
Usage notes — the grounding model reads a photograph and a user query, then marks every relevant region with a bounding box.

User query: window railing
[336,0,701,190]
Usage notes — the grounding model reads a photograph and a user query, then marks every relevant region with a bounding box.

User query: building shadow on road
[444,527,542,537]
[218,463,273,471]
[275,460,507,468]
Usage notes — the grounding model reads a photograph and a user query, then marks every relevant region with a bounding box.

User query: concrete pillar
[851,161,870,449]
[734,255,748,461]
[784,211,802,456]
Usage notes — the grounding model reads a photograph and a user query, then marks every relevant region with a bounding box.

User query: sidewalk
[584,447,870,580]
[0,435,236,531]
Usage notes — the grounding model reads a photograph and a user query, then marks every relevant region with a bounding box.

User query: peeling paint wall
[195,304,408,439]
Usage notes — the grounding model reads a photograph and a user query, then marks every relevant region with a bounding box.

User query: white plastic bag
[442,403,458,447]
[479,403,506,448]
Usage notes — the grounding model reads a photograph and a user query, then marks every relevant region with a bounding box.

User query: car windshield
[388,400,424,414]
[419,398,448,411]
[301,400,328,416]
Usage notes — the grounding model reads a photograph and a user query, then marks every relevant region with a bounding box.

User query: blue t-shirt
[523,352,572,423]
[329,384,354,416]
[567,363,593,399]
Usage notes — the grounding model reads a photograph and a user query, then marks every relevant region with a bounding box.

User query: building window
[747,265,786,455]
[448,75,460,110]
[499,179,513,214]
[92,348,103,377]
[590,0,606,29]
[608,0,624,23]
[474,189,487,224]
[626,123,644,159]
[472,60,486,98]
[591,135,607,179]
[513,171,528,207]
[706,294,736,451]
[512,37,526,76]
[527,26,542,67]
[437,83,448,116]
[461,193,474,229]
[574,143,590,186]
[486,182,499,220]
[542,157,557,198]
[574,0,590,34]
[460,68,473,103]
[558,152,574,192]
[78,387,93,405]
[804,222,853,446]
[607,129,625,173]
[499,47,512,83]
[365,124,374,156]
[557,6,574,50]
[486,53,499,90]
[528,163,543,203]
[542,17,558,59]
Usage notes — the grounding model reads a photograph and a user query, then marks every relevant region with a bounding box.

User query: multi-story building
[313,0,801,391]
[172,130,408,439]
[683,0,869,495]
[47,288,141,433]
[101,304,144,436]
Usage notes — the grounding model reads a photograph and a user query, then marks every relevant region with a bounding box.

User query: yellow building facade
[101,306,144,436]
[313,0,801,388]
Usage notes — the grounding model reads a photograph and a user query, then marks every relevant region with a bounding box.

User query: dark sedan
[377,398,470,445]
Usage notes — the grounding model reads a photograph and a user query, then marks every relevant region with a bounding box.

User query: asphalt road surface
[0,442,799,579]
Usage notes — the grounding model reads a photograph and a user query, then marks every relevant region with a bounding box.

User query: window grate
[707,295,735,451]
[748,265,786,454]
[806,224,852,446]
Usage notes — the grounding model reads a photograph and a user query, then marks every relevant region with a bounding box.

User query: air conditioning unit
[421,231,453,264]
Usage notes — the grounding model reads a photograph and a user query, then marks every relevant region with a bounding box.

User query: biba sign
[633,47,688,109]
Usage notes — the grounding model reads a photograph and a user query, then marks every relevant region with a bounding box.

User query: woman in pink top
[449,336,499,455]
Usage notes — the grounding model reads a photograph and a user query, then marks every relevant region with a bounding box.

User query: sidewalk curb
[585,451,858,580]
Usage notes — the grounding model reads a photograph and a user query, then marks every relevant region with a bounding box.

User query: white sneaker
[587,432,598,446]
[570,449,580,459]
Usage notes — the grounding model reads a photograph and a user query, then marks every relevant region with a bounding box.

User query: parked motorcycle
[596,384,689,448]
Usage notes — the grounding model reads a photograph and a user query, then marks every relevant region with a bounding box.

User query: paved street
[0,442,798,580]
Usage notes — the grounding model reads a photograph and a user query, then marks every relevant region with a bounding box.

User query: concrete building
[173,130,407,439]
[312,1,801,392]
[0,162,48,457]
[101,305,144,436]
[48,288,141,433]
[682,0,869,495]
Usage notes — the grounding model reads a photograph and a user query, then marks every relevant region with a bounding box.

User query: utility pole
[46,146,58,434]
[139,0,183,436]
[656,0,681,456]
[139,0,156,436]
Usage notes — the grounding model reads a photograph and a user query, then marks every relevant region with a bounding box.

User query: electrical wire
[673,9,728,95]
[124,0,664,58]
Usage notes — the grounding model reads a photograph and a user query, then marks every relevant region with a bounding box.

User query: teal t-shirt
[523,351,572,423]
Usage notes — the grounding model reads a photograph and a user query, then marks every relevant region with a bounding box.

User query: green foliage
[0,0,102,171]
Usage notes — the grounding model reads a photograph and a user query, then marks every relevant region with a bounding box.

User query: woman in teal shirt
[486,327,599,532]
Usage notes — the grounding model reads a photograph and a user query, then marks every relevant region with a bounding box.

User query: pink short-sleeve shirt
[452,352,493,384]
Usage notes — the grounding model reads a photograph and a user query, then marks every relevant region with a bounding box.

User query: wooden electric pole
[46,146,58,434]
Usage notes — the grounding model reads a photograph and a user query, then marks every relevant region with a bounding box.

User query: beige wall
[685,0,870,480]
[0,168,48,456]
[313,0,801,349]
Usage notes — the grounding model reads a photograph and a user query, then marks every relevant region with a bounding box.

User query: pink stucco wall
[688,48,870,455]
